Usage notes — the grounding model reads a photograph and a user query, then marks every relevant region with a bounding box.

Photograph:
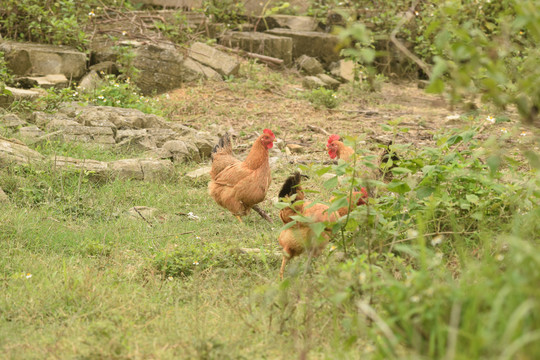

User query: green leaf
[277,220,297,233]
[466,194,479,204]
[381,124,392,131]
[386,180,411,194]
[323,175,339,190]
[390,167,412,175]
[327,196,349,215]
[416,186,435,199]
[309,222,327,239]
[316,166,332,176]
[426,78,445,94]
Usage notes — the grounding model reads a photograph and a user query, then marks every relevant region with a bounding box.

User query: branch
[389,0,432,77]
[252,205,273,223]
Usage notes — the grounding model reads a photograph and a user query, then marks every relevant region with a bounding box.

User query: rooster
[209,129,275,223]
[326,134,354,161]
[326,134,399,183]
[277,172,367,279]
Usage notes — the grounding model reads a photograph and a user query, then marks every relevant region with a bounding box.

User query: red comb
[327,134,340,145]
[263,129,275,138]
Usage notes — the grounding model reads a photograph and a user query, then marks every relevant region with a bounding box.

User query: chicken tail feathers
[212,133,233,160]
[279,172,303,199]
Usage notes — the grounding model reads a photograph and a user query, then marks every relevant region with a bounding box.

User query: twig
[133,207,153,227]
[389,0,432,77]
[252,204,273,223]
[306,124,330,136]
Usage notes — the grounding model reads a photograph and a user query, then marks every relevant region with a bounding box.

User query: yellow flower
[122,31,127,36]
[501,128,508,133]
[25,273,32,279]
[167,276,173,281]
[193,261,199,266]
[486,115,495,123]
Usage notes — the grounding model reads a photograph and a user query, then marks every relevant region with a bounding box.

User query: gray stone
[186,166,211,179]
[329,60,356,82]
[0,87,45,108]
[17,126,46,141]
[144,147,173,160]
[1,114,27,129]
[0,136,44,166]
[139,159,173,181]
[146,128,180,147]
[286,143,304,153]
[26,74,69,89]
[296,55,324,75]
[266,29,340,65]
[219,31,293,66]
[188,42,240,76]
[183,58,223,81]
[162,140,191,162]
[317,74,341,90]
[77,70,104,92]
[302,76,326,90]
[193,131,218,158]
[51,156,109,178]
[132,42,187,95]
[115,129,157,150]
[0,41,87,79]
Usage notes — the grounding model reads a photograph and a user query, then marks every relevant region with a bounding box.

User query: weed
[304,87,340,109]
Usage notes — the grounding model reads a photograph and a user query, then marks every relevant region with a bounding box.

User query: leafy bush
[0,0,132,48]
[304,87,340,109]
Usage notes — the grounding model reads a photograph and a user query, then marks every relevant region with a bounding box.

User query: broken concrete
[265,29,340,65]
[296,55,324,75]
[188,42,240,76]
[0,136,44,166]
[219,31,293,66]
[329,60,356,82]
[0,41,87,79]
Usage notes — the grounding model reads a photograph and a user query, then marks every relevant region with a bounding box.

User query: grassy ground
[1,63,539,359]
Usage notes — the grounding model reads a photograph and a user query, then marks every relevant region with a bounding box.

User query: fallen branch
[307,124,330,136]
[390,0,432,77]
[133,207,153,227]
[252,204,273,223]
[214,44,284,66]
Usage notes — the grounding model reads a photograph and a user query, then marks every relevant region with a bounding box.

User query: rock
[162,139,200,162]
[162,140,191,162]
[183,58,223,81]
[132,42,189,95]
[254,15,319,32]
[193,131,218,158]
[219,31,293,66]
[146,128,180,147]
[286,143,304,153]
[0,135,44,166]
[302,76,327,90]
[51,156,109,178]
[329,60,356,82]
[115,129,157,150]
[109,158,172,181]
[0,187,8,203]
[0,41,87,79]
[77,70,104,92]
[26,74,69,89]
[89,61,120,75]
[186,166,211,179]
[0,87,45,108]
[144,147,173,160]
[188,42,240,76]
[317,74,341,90]
[296,55,324,75]
[17,126,46,141]
[0,114,27,129]
[265,29,340,65]
[139,159,174,181]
